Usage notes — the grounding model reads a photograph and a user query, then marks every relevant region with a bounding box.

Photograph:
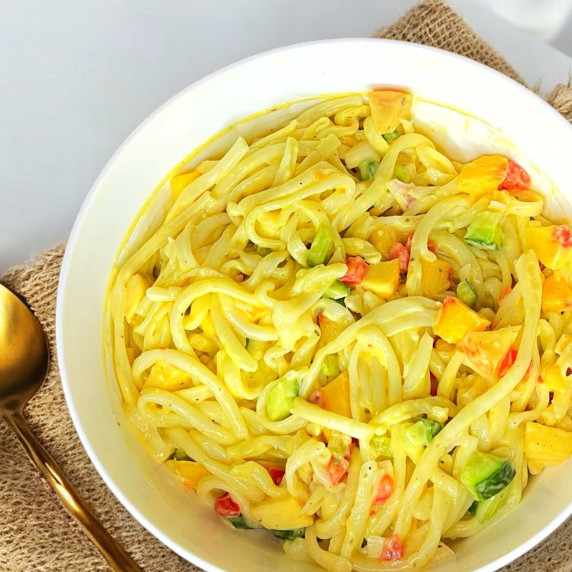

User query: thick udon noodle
[107,93,572,570]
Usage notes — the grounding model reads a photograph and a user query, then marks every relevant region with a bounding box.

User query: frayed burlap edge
[547,81,572,122]
[376,0,524,83]
[377,0,572,123]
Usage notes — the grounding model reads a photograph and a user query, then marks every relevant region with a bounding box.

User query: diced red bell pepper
[496,347,534,380]
[265,466,285,486]
[340,256,369,285]
[214,492,241,517]
[499,285,512,303]
[554,225,572,247]
[499,160,531,191]
[389,242,409,272]
[374,473,394,505]
[405,234,413,251]
[497,347,518,378]
[380,534,403,561]
[328,456,350,484]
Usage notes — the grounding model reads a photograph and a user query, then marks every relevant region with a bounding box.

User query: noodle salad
[107,92,572,570]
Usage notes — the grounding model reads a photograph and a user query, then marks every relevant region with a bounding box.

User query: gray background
[1,0,571,275]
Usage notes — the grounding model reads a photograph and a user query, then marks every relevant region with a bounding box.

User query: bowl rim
[56,37,572,572]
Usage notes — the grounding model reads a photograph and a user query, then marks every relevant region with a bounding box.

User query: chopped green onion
[321,354,340,380]
[327,431,353,457]
[370,435,392,457]
[383,128,400,143]
[256,245,272,257]
[228,515,254,529]
[272,528,306,541]
[417,418,443,441]
[168,448,193,461]
[358,159,378,181]
[394,163,415,183]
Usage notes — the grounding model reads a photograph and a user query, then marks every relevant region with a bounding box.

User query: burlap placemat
[1,1,571,570]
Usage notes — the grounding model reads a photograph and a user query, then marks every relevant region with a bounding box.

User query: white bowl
[56,39,572,572]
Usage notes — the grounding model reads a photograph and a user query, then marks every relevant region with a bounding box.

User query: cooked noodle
[107,92,572,569]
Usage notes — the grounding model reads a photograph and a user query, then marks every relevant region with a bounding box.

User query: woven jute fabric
[1,1,572,571]
[377,0,526,84]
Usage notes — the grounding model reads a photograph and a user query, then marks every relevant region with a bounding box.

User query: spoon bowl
[0,284,48,408]
[0,282,142,572]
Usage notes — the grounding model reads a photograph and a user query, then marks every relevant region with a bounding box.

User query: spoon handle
[4,410,143,572]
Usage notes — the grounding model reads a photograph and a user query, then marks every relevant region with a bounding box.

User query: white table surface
[1,0,571,276]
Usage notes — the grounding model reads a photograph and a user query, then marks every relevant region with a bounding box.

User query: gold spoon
[0,283,143,571]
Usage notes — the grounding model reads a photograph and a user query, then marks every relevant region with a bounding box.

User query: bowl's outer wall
[57,39,572,572]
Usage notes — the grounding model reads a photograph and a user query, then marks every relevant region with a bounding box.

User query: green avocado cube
[457,280,478,308]
[461,450,516,501]
[266,377,299,421]
[323,280,351,300]
[464,212,503,250]
[307,225,333,267]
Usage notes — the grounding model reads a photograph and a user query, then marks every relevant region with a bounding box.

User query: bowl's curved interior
[56,38,572,572]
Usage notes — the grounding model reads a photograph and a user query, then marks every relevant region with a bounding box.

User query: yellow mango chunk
[250,496,313,530]
[542,272,572,313]
[457,326,520,378]
[361,259,400,298]
[433,296,491,344]
[165,460,209,489]
[185,297,215,335]
[144,360,193,391]
[321,371,352,418]
[420,257,453,298]
[369,225,398,258]
[524,422,572,472]
[170,171,200,197]
[457,155,509,194]
[318,314,346,349]
[201,312,218,338]
[367,90,412,134]
[542,365,569,392]
[527,225,572,270]
[124,273,151,323]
